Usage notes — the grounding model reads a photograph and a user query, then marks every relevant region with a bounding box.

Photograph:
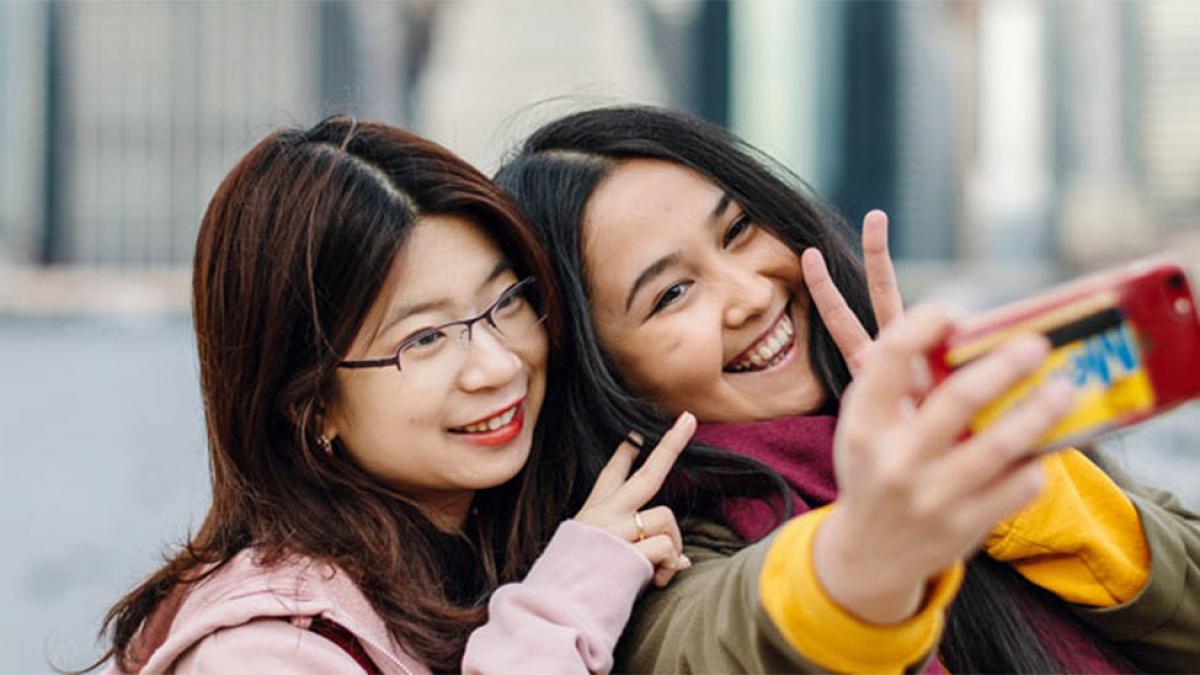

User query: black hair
[496,105,1130,672]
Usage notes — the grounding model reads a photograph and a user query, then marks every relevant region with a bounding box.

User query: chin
[472,439,535,490]
[778,392,826,417]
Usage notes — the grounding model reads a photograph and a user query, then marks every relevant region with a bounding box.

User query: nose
[457,325,522,392]
[720,261,774,328]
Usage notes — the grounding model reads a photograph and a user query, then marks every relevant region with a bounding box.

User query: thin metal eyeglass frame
[337,277,543,372]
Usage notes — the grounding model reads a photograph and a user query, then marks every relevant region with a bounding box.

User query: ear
[315,401,340,442]
[320,416,339,443]
[286,398,338,442]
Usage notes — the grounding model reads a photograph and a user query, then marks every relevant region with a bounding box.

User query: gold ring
[634,512,647,542]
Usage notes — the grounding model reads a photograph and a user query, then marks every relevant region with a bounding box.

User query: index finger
[802,247,872,364]
[583,440,640,509]
[615,412,697,511]
[912,333,1052,457]
[862,209,903,328]
[843,304,953,424]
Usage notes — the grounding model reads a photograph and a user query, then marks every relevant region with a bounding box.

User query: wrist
[812,510,925,625]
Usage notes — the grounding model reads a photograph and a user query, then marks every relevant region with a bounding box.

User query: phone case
[926,257,1200,450]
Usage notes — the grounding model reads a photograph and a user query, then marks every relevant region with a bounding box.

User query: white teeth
[729,310,795,372]
[458,405,518,433]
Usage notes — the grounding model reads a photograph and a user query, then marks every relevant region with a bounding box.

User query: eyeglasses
[338,277,546,376]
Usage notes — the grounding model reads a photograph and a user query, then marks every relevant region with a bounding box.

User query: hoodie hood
[107,548,425,675]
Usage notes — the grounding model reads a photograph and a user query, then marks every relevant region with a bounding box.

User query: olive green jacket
[615,457,1200,673]
[1072,453,1200,672]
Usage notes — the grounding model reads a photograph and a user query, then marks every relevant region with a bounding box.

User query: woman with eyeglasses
[496,105,1200,673]
[93,117,693,674]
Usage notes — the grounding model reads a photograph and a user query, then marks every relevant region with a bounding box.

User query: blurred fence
[2,1,1197,277]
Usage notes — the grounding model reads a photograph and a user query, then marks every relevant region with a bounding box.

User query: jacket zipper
[324,612,418,675]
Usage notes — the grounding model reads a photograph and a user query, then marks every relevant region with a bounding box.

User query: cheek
[528,340,549,409]
[757,236,804,283]
[613,321,722,399]
[523,331,549,385]
[337,377,445,448]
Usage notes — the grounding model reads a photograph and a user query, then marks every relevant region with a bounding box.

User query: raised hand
[801,209,903,376]
[574,412,697,587]
[812,305,1075,624]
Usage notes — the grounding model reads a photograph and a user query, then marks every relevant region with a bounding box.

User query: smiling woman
[89,116,695,675]
[326,214,549,528]
[582,158,824,422]
[498,105,1200,673]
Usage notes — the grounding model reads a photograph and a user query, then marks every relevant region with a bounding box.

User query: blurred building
[2,1,1198,279]
[0,0,47,266]
[728,0,1200,291]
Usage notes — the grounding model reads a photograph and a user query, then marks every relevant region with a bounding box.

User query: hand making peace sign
[574,412,697,588]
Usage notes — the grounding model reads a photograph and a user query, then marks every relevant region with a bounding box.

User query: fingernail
[1043,378,1076,412]
[676,411,696,429]
[1012,335,1050,368]
[679,554,692,570]
[627,430,644,446]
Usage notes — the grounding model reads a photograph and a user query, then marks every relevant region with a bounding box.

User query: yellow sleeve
[984,448,1150,607]
[759,506,963,674]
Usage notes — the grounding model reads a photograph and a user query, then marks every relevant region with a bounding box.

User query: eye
[400,327,446,354]
[650,281,692,316]
[722,213,754,248]
[493,286,525,315]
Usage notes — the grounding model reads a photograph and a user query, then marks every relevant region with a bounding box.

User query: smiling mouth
[724,303,796,373]
[450,398,524,434]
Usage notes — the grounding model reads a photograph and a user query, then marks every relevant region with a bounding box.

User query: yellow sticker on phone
[970,321,1156,449]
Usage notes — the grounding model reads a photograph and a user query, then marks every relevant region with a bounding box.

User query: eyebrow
[373,259,512,342]
[624,252,681,313]
[622,192,734,314]
[711,192,734,221]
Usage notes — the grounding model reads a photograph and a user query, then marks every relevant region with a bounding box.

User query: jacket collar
[117,548,426,675]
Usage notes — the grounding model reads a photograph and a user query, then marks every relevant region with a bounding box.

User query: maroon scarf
[692,415,1127,674]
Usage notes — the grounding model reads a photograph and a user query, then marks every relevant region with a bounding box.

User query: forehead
[584,159,722,244]
[388,213,505,297]
[582,159,723,303]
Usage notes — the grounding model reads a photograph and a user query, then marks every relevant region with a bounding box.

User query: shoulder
[172,617,362,674]
[127,548,427,675]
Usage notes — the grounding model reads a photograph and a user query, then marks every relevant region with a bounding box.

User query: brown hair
[95,117,573,671]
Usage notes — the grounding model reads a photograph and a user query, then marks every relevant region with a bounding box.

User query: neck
[417,490,475,532]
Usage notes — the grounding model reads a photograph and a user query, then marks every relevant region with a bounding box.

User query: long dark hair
[96,117,574,672]
[495,105,1117,673]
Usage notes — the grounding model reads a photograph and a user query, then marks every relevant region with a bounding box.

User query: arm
[173,618,364,673]
[617,515,958,674]
[464,416,695,674]
[984,448,1200,671]
[984,449,1151,606]
[462,520,653,675]
[1075,451,1200,671]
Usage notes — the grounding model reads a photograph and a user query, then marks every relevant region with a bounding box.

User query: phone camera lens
[1175,297,1192,317]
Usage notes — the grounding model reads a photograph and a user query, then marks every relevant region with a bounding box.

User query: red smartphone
[926,257,1200,451]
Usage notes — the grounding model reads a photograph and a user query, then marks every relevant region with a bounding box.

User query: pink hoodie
[104,520,652,675]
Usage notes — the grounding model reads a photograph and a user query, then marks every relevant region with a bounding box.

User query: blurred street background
[1,1,1198,672]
